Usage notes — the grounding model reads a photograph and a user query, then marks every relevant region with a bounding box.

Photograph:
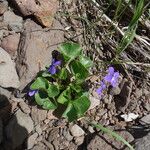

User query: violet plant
[29,42,93,122]
[28,42,134,150]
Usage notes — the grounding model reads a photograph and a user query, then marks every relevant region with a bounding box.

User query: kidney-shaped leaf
[62,103,78,122]
[59,42,82,59]
[31,77,48,90]
[70,60,89,80]
[34,90,48,106]
[79,55,93,69]
[57,88,71,104]
[42,100,57,110]
[73,94,90,118]
[47,84,59,98]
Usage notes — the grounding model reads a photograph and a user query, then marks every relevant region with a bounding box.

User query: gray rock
[5,109,34,149]
[0,86,11,100]
[19,101,31,114]
[75,136,84,145]
[0,47,20,88]
[16,19,64,90]
[70,124,85,137]
[140,114,150,125]
[27,132,38,149]
[35,124,42,136]
[63,128,73,141]
[3,11,23,32]
[0,118,3,143]
[135,132,150,150]
[31,106,47,125]
[0,0,8,15]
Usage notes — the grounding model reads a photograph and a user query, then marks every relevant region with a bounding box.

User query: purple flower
[28,90,38,96]
[48,58,61,75]
[96,67,120,96]
[96,81,106,95]
[104,67,119,87]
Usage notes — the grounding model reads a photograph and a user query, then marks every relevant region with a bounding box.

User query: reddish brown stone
[14,0,59,27]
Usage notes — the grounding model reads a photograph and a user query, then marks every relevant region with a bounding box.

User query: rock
[1,33,20,56]
[140,114,150,125]
[0,119,3,143]
[35,124,42,136]
[70,124,85,137]
[3,11,23,32]
[0,48,20,88]
[19,101,31,114]
[31,106,47,124]
[135,88,143,98]
[0,0,8,15]
[110,86,121,95]
[16,19,64,90]
[88,126,95,133]
[5,109,34,149]
[27,132,38,149]
[89,95,100,110]
[135,132,150,150]
[32,142,47,150]
[63,128,73,141]
[87,130,134,150]
[75,136,84,145]
[0,86,11,100]
[14,0,59,27]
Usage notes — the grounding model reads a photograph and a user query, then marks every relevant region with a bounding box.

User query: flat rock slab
[0,47,20,88]
[16,19,64,90]
[13,0,59,27]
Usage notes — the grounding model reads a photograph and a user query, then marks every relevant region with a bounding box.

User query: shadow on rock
[0,94,28,150]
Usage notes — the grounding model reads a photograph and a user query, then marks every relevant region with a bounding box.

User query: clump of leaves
[28,42,93,122]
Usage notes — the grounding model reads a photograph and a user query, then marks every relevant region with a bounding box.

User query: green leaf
[59,42,82,60]
[57,88,71,104]
[31,77,48,90]
[42,71,51,77]
[47,84,59,98]
[70,60,89,80]
[58,68,68,80]
[42,100,57,110]
[70,83,82,93]
[79,55,93,69]
[34,90,48,106]
[73,94,90,118]
[62,103,78,122]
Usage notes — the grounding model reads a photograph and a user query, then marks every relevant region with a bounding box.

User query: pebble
[70,124,85,137]
[75,136,84,145]
[27,132,38,149]
[140,114,150,125]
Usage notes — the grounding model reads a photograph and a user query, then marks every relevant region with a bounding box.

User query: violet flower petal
[28,90,38,96]
[111,72,119,87]
[48,65,56,75]
[108,67,114,74]
[96,82,106,95]
[53,60,61,66]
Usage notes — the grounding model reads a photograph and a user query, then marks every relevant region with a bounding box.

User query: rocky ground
[0,0,150,150]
